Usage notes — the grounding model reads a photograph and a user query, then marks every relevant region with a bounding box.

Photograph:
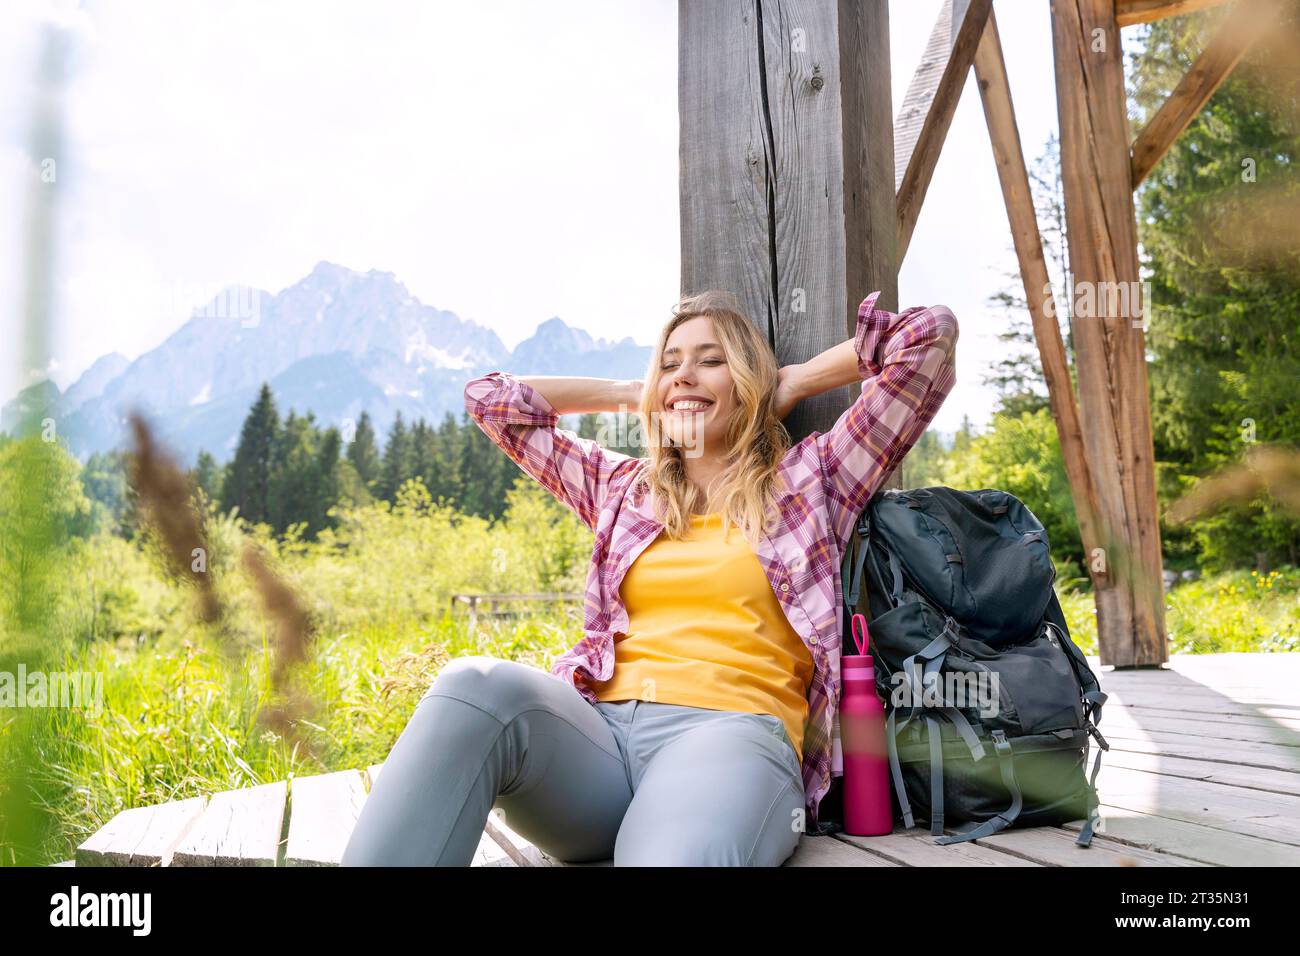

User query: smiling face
[655,315,736,457]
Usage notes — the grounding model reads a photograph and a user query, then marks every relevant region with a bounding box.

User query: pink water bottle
[841,613,894,836]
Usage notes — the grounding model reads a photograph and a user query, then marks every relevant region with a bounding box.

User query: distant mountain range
[1,261,653,466]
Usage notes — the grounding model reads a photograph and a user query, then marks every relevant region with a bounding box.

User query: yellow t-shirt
[589,511,814,764]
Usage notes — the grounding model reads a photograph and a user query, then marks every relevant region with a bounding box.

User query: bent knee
[423,655,549,719]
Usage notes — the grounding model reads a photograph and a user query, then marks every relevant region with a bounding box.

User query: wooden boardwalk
[63,652,1300,867]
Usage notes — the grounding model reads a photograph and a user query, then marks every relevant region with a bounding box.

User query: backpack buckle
[1085,721,1110,751]
[990,730,1011,755]
[940,615,962,646]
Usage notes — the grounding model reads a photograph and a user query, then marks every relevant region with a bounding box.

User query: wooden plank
[1130,0,1279,186]
[971,6,1107,591]
[1101,673,1300,696]
[1051,0,1167,666]
[1116,0,1234,27]
[1092,656,1300,694]
[478,814,895,867]
[284,770,368,867]
[1095,764,1300,845]
[1063,807,1300,865]
[680,0,898,452]
[1093,725,1300,772]
[1100,684,1299,709]
[170,780,288,867]
[1130,651,1300,684]
[472,829,517,867]
[76,797,207,867]
[786,833,901,866]
[1118,704,1300,730]
[894,0,994,263]
[1099,681,1300,707]
[76,807,160,868]
[972,825,1206,866]
[1097,671,1300,691]
[836,826,1044,866]
[1098,709,1300,748]
[1102,748,1300,797]
[483,809,562,867]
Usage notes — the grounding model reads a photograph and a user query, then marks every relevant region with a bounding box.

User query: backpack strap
[841,509,872,610]
[899,619,959,699]
[885,709,915,829]
[883,546,905,602]
[1075,745,1105,847]
[933,730,1024,845]
[922,621,989,760]
[1073,703,1110,847]
[1083,688,1108,729]
[926,715,945,836]
[899,619,987,762]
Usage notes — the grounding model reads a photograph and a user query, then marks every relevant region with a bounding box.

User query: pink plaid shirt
[463,292,958,829]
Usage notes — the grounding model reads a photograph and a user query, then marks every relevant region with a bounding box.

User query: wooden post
[679,0,896,446]
[1050,0,1167,667]
[971,9,1107,591]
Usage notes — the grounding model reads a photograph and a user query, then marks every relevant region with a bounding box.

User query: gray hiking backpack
[837,486,1109,847]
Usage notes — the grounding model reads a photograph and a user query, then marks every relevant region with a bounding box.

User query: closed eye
[661,359,723,370]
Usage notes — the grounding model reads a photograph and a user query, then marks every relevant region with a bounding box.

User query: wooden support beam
[893,0,959,195]
[1130,0,1279,187]
[679,0,897,446]
[1115,0,1233,26]
[971,9,1108,589]
[1050,0,1167,667]
[894,0,993,265]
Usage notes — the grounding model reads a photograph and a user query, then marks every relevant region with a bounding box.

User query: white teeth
[672,400,711,410]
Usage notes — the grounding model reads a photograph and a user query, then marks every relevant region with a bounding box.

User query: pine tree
[81,450,132,534]
[1134,9,1300,568]
[268,411,319,535]
[952,416,976,457]
[430,412,464,506]
[222,383,280,525]
[347,411,381,491]
[192,450,222,504]
[313,426,342,533]
[410,418,435,488]
[380,412,414,501]
[459,410,512,519]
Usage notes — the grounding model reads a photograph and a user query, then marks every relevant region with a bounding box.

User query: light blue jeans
[341,655,805,866]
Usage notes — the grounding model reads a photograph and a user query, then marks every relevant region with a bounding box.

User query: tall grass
[3,475,588,865]
[5,472,1296,864]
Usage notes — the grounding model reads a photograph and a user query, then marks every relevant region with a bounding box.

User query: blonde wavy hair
[631,290,791,546]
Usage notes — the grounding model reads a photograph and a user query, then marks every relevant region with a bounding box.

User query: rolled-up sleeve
[463,371,642,531]
[816,292,959,547]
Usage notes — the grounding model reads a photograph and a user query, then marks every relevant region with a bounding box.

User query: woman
[342,290,958,866]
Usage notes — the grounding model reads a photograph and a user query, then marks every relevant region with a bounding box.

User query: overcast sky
[2,0,1078,434]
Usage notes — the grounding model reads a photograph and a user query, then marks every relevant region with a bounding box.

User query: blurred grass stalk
[0,19,72,866]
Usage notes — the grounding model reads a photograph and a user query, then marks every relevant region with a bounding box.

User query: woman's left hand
[773,365,803,421]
